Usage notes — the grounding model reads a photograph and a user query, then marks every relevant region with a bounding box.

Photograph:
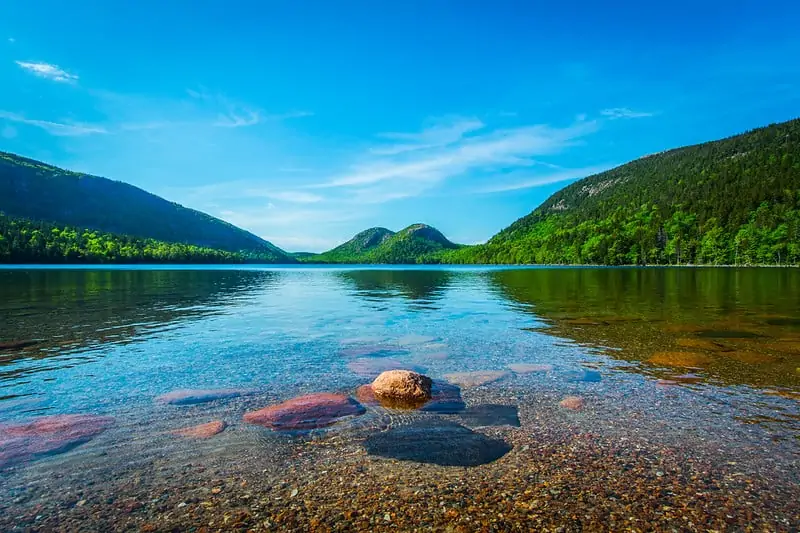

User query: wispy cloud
[479,165,614,193]
[600,107,654,119]
[15,60,78,83]
[0,111,107,136]
[186,87,312,129]
[371,117,484,155]
[318,120,598,192]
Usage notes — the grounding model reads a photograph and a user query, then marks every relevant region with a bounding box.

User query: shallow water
[0,266,798,532]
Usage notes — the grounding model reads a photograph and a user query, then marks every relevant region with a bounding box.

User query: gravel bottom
[1,383,798,532]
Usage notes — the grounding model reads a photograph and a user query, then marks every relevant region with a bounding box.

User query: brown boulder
[172,420,227,439]
[371,370,432,409]
[243,393,365,430]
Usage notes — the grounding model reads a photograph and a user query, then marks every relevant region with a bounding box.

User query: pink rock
[0,414,113,468]
[243,393,365,430]
[559,396,585,410]
[172,420,227,439]
[355,384,379,405]
[155,389,244,405]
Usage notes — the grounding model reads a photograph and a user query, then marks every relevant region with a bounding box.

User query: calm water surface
[0,266,798,531]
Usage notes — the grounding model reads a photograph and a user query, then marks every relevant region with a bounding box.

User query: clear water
[0,266,798,531]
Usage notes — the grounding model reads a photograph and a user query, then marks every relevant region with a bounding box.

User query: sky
[1,1,799,252]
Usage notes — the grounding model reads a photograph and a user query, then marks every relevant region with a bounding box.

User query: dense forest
[0,214,283,264]
[308,224,461,264]
[443,118,800,266]
[0,151,293,262]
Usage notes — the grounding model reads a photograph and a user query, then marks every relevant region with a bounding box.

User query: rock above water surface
[155,389,244,405]
[372,370,433,407]
[171,420,227,439]
[444,370,510,388]
[243,393,365,430]
[0,414,113,468]
[357,380,465,413]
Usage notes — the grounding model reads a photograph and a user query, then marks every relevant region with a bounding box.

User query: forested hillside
[0,152,293,262]
[0,214,280,264]
[310,224,461,264]
[445,118,800,265]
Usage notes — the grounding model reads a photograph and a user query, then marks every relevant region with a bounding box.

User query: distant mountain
[446,118,800,265]
[311,224,461,263]
[0,151,295,263]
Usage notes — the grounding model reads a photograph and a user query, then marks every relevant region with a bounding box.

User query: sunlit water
[0,266,798,531]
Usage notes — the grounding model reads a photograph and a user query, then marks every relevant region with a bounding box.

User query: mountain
[0,151,294,263]
[311,224,461,263]
[445,118,800,265]
[315,227,395,262]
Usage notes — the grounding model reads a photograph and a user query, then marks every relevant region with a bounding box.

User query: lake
[0,266,798,531]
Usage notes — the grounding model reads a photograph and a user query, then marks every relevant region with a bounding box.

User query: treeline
[442,199,800,265]
[0,214,277,264]
[443,118,800,266]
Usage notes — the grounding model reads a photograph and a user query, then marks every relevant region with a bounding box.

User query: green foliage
[0,151,294,262]
[0,213,281,264]
[446,118,800,266]
[309,224,461,264]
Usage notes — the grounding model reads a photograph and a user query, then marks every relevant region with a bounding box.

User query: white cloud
[15,60,78,83]
[480,165,614,193]
[371,117,484,155]
[600,107,654,120]
[0,111,107,136]
[318,120,598,190]
[186,87,312,129]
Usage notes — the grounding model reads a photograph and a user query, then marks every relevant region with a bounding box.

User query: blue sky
[1,1,799,252]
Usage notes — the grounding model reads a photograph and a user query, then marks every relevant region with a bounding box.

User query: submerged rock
[155,389,245,405]
[421,381,466,414]
[559,396,585,410]
[457,404,521,427]
[171,420,227,439]
[508,363,554,374]
[723,350,779,364]
[675,338,733,352]
[444,370,510,388]
[565,369,603,383]
[338,344,408,358]
[648,351,713,368]
[363,419,511,467]
[0,414,113,468]
[243,393,365,430]
[396,335,438,347]
[372,370,433,408]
